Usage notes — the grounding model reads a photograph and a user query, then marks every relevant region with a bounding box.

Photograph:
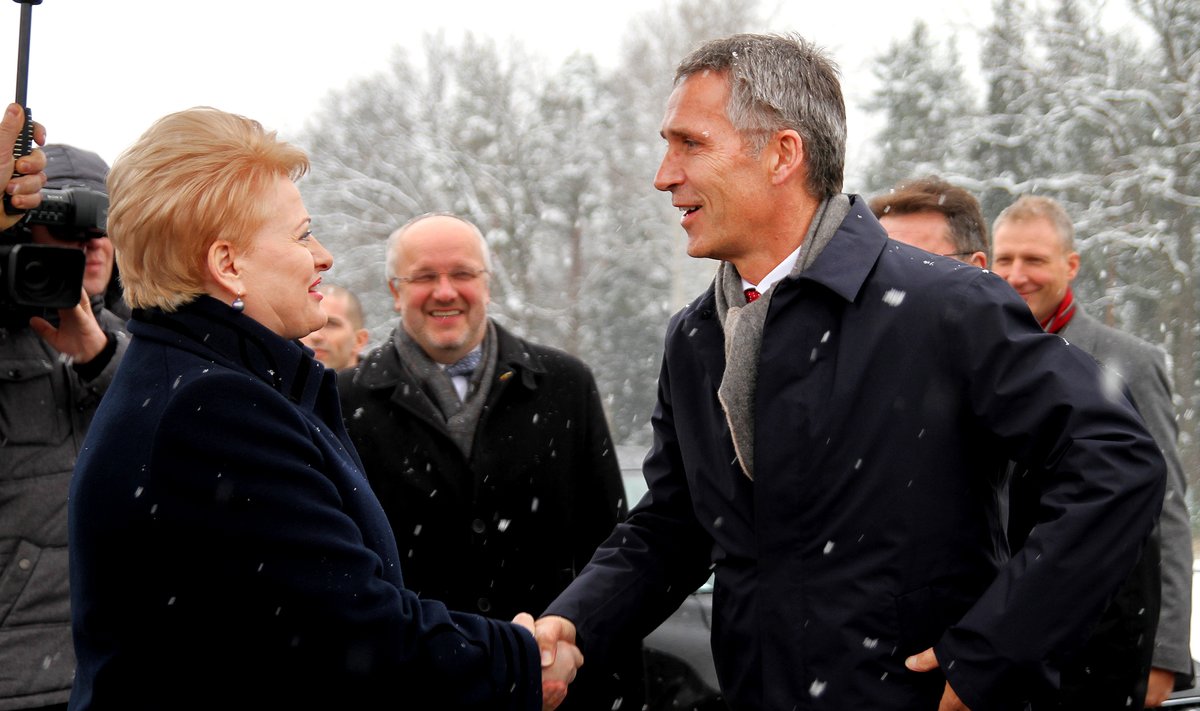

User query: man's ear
[767,129,805,186]
[352,328,370,356]
[387,278,405,313]
[1066,251,1081,281]
[206,239,243,298]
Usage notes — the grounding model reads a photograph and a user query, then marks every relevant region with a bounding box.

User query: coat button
[471,519,486,533]
[18,558,31,571]
[477,597,492,613]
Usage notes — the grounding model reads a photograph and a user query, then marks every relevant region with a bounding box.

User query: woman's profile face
[237,176,334,340]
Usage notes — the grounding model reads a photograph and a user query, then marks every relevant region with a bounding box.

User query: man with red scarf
[992,195,1193,709]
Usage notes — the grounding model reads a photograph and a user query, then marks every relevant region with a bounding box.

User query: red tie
[744,288,760,303]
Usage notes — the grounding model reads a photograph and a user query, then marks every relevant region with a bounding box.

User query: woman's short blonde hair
[107,107,309,310]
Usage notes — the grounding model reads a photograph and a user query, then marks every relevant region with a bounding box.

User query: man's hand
[29,288,109,363]
[533,615,582,711]
[541,639,583,710]
[513,614,584,711]
[1145,666,1176,707]
[533,615,577,667]
[906,647,972,711]
[1,102,48,229]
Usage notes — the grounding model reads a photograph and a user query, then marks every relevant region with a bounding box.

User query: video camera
[1,187,107,317]
[3,0,97,320]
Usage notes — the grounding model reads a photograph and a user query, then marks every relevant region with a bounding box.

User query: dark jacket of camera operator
[0,144,127,711]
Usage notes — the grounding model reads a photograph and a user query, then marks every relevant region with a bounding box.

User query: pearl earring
[232,294,245,312]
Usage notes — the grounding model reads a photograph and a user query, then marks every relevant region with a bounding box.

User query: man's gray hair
[675,33,846,199]
[385,212,493,283]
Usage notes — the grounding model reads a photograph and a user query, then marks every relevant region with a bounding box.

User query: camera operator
[0,139,126,711]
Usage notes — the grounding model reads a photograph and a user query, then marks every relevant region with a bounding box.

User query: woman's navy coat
[546,197,1165,711]
[68,297,541,710]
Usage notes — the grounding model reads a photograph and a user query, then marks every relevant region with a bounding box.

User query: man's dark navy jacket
[546,196,1166,711]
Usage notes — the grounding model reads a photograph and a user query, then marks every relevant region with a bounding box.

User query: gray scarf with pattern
[392,320,499,458]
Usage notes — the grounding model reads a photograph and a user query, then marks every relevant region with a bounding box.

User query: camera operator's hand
[30,287,110,365]
[1,102,48,229]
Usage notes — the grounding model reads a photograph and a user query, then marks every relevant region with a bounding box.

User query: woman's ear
[206,240,242,298]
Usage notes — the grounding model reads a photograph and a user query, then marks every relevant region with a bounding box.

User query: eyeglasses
[390,268,489,288]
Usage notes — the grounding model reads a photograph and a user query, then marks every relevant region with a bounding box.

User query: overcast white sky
[2,0,1001,170]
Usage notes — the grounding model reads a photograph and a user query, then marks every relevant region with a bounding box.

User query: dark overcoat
[339,321,640,711]
[1010,303,1194,706]
[1059,306,1193,689]
[546,196,1166,711]
[68,297,541,710]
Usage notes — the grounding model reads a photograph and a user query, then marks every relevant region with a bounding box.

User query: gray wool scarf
[392,320,499,458]
[714,195,851,479]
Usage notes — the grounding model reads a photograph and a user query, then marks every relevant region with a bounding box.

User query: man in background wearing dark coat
[339,213,641,711]
[992,195,1193,709]
[533,33,1167,711]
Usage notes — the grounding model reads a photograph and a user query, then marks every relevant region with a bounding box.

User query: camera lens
[19,255,54,294]
[0,244,84,309]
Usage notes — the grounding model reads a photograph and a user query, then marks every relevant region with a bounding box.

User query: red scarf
[1040,288,1076,334]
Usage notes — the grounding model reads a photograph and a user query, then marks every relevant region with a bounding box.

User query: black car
[1165,688,1200,708]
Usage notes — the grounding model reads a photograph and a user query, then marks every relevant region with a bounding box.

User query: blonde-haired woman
[68,107,579,710]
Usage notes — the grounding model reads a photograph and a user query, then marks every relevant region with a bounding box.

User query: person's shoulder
[1070,308,1165,366]
[868,240,1012,311]
[169,358,275,401]
[160,364,305,439]
[497,325,592,376]
[95,305,129,333]
[876,240,990,284]
[340,330,404,391]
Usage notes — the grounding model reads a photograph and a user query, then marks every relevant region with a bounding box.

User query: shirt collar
[742,243,803,294]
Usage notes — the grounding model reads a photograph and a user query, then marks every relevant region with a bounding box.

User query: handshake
[511,613,583,711]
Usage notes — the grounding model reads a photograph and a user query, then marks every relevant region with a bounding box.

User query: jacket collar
[790,194,887,304]
[130,295,328,409]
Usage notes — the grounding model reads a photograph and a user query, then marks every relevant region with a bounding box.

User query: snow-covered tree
[861,20,979,193]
